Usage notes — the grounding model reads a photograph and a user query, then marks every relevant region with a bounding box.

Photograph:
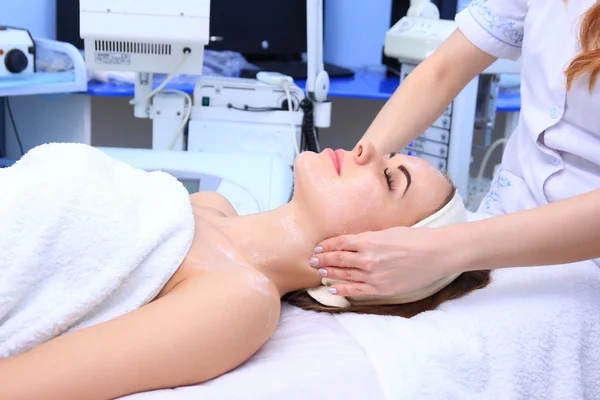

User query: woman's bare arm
[0,272,280,400]
[362,29,497,154]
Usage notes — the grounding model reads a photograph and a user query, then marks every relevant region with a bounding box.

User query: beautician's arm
[362,29,497,155]
[448,189,600,273]
[313,189,600,297]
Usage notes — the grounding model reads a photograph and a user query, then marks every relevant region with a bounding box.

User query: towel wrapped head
[306,189,467,308]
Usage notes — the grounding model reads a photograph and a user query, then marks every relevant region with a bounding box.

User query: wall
[1,0,56,158]
[0,0,56,39]
[324,0,393,69]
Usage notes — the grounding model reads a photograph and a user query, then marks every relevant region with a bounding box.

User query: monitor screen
[206,0,308,59]
[56,0,309,60]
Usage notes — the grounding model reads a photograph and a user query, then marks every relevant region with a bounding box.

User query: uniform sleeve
[455,0,526,61]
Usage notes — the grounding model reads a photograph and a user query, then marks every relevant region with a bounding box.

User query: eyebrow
[398,165,412,194]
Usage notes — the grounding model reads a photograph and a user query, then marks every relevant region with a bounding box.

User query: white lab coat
[455,0,600,216]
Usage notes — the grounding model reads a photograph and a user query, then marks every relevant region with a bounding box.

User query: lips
[334,149,344,174]
[324,148,342,175]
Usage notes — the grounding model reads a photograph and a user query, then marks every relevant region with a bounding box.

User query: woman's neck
[211,201,324,296]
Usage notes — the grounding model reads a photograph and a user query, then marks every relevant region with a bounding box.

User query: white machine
[384,0,521,199]
[79,0,331,163]
[187,0,331,166]
[79,0,330,211]
[0,26,36,77]
[80,0,211,150]
[189,75,306,167]
[97,146,294,215]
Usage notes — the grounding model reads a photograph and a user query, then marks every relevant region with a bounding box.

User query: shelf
[86,67,520,111]
[0,38,88,97]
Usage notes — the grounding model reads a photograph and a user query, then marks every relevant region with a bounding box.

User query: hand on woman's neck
[212,200,325,296]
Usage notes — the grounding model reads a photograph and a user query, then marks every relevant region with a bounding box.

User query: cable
[6,98,24,156]
[127,51,193,150]
[227,104,281,112]
[299,98,320,153]
[282,80,300,157]
[476,137,508,183]
[129,51,192,107]
[159,89,193,150]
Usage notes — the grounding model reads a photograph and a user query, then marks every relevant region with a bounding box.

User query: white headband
[306,190,467,308]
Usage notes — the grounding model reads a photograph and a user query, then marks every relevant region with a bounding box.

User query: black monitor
[56,0,355,80]
[207,0,308,60]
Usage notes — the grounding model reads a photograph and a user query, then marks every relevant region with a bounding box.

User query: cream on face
[291,140,452,234]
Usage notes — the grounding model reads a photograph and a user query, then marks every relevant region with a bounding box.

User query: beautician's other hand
[310,226,465,297]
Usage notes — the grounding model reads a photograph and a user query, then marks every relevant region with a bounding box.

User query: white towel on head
[307,190,467,307]
[0,143,195,358]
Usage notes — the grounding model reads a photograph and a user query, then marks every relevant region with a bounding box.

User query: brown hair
[565,1,600,91]
[284,270,491,318]
[284,176,492,318]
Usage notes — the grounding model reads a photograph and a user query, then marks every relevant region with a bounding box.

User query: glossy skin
[0,141,452,400]
[293,140,452,233]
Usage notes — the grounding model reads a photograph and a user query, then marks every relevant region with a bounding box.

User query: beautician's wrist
[436,223,478,275]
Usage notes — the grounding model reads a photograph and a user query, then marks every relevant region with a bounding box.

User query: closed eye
[384,168,395,190]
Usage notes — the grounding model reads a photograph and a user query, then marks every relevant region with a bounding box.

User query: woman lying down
[0,140,490,400]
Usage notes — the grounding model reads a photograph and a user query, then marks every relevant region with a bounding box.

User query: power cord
[300,98,320,153]
[466,137,508,210]
[255,71,300,157]
[282,79,300,157]
[160,89,192,150]
[129,51,192,150]
[476,138,508,183]
[6,98,25,156]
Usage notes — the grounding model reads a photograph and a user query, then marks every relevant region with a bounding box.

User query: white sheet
[121,303,385,400]
[122,210,600,399]
[335,260,600,399]
[121,263,600,400]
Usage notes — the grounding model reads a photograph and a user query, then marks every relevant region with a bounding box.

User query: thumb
[315,232,364,253]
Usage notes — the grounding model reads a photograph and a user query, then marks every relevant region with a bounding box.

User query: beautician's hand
[309,226,465,297]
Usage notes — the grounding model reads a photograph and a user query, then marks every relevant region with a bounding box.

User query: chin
[290,151,322,204]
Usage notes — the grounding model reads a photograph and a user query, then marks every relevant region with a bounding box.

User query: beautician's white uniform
[455,0,600,219]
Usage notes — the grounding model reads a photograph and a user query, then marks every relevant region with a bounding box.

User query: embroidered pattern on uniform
[468,0,524,48]
[483,174,512,210]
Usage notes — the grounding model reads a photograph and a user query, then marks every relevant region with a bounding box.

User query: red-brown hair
[566,1,600,91]
[284,270,491,318]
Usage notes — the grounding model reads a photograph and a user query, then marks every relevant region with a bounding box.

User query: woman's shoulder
[189,191,238,217]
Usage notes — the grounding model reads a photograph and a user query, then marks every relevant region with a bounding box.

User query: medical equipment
[96,146,294,216]
[79,0,330,165]
[0,27,36,77]
[79,0,211,150]
[188,74,306,167]
[187,0,330,165]
[383,1,521,199]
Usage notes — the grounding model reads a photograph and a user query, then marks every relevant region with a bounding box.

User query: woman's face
[292,140,453,234]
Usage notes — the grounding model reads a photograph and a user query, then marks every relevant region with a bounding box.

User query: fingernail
[313,246,323,254]
[317,268,328,277]
[309,257,319,267]
[328,288,337,295]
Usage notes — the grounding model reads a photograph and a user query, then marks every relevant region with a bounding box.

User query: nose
[353,140,377,166]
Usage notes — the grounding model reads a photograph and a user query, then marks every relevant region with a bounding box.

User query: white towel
[0,143,195,358]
